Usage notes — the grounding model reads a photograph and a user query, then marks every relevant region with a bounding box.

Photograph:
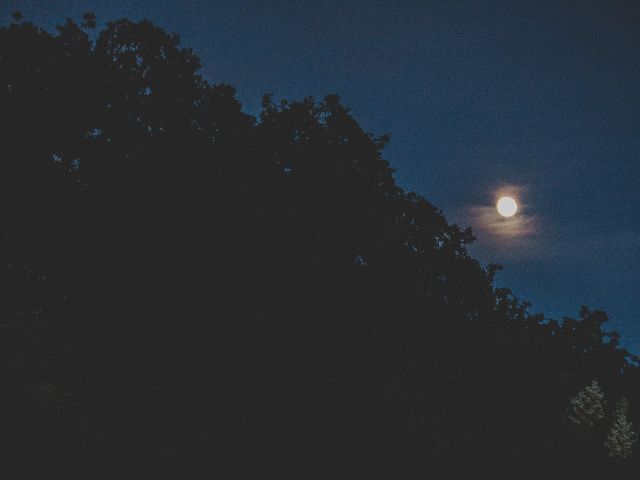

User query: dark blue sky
[4,0,639,352]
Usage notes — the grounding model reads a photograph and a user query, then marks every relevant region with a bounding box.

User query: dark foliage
[1,14,638,478]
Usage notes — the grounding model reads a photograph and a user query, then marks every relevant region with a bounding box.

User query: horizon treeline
[1,13,639,478]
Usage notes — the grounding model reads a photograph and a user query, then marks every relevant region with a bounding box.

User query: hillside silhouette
[1,13,639,478]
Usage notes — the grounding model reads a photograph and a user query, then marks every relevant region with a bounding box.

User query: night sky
[3,1,639,352]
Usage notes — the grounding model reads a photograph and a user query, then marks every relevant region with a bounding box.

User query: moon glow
[497,196,518,217]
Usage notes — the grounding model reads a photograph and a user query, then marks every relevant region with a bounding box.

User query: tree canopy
[1,14,639,478]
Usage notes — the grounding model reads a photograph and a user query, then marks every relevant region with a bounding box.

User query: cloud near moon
[471,204,537,238]
[466,184,539,243]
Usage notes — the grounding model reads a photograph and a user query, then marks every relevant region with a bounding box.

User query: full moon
[497,196,518,217]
